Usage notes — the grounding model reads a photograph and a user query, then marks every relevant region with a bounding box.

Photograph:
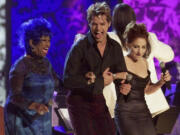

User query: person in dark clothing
[63,2,129,135]
[114,23,171,135]
[4,18,62,135]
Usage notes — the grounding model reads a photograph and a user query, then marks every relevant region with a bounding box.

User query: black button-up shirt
[63,32,127,95]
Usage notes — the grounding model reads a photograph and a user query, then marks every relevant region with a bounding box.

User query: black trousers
[67,93,116,135]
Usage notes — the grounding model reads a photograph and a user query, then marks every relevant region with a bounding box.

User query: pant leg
[94,108,116,135]
[67,94,116,135]
[66,94,93,135]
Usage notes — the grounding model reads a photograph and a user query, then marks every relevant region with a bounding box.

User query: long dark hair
[112,3,136,49]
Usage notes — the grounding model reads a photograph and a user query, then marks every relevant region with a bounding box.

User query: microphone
[124,73,133,102]
[160,62,171,90]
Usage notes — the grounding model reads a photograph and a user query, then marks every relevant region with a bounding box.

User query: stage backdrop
[9,0,180,78]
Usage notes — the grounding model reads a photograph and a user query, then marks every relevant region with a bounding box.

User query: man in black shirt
[63,2,128,135]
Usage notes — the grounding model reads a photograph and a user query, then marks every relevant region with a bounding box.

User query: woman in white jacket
[103,3,174,118]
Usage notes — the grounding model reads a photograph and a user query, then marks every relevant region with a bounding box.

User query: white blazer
[103,32,174,118]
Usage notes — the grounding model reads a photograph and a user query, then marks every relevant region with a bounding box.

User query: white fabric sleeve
[148,32,174,62]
